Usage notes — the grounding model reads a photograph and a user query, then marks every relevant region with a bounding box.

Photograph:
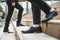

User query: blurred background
[0,0,60,40]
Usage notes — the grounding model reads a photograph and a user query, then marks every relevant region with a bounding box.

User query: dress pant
[28,0,51,14]
[31,4,41,24]
[4,2,23,30]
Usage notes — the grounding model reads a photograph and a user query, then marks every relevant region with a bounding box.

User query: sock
[32,24,40,27]
[50,8,55,12]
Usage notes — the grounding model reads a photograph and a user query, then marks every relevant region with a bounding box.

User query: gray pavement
[0,22,16,40]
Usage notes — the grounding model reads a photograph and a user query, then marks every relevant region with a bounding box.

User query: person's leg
[28,0,58,22]
[28,0,51,12]
[15,3,24,26]
[3,5,14,33]
[32,4,40,24]
[22,4,42,33]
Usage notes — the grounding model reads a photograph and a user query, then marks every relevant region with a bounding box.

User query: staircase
[11,21,59,40]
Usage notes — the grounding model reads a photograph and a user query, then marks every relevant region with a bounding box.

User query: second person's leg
[15,3,24,26]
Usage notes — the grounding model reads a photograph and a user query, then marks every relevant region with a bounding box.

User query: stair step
[42,20,60,39]
[0,22,16,40]
[11,21,59,40]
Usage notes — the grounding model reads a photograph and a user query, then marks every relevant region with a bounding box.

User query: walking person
[22,0,58,33]
[3,0,24,33]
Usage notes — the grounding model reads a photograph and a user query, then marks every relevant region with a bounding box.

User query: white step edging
[11,21,27,40]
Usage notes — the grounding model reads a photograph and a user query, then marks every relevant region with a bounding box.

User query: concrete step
[11,21,59,40]
[42,20,60,39]
[0,22,16,40]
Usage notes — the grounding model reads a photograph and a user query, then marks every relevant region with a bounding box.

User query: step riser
[42,20,60,39]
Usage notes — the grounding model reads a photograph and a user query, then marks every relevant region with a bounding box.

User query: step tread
[12,21,59,40]
[0,22,16,40]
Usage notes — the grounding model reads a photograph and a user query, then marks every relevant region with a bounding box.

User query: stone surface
[12,21,59,40]
[0,22,16,40]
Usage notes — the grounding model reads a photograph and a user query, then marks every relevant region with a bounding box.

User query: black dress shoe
[22,26,42,33]
[17,21,25,26]
[41,10,58,22]
[3,30,14,33]
[17,23,26,26]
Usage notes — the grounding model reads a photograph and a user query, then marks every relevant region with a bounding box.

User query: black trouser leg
[4,6,14,30]
[15,3,23,24]
[31,4,41,24]
[28,0,51,13]
[21,4,42,33]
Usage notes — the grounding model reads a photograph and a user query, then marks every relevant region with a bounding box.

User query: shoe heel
[54,11,58,17]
